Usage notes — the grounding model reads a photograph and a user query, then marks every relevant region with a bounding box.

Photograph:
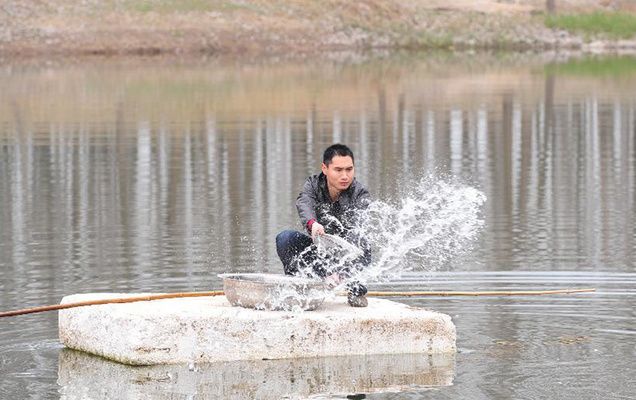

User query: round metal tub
[219,273,328,311]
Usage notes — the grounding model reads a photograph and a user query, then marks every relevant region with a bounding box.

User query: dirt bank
[1,1,635,56]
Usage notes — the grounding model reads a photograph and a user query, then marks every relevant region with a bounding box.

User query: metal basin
[219,273,328,311]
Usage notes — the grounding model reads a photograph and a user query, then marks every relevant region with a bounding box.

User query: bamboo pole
[0,288,595,318]
[365,288,596,297]
[0,291,225,318]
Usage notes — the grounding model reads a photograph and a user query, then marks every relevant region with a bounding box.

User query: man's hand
[324,272,342,289]
[311,222,325,240]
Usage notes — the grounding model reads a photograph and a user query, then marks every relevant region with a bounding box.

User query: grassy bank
[0,1,635,56]
[545,12,636,39]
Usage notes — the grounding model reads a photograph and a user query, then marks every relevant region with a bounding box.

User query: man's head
[321,144,355,194]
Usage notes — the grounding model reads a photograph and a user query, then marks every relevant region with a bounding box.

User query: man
[275,144,371,307]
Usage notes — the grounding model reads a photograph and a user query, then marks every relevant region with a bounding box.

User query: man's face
[322,155,355,192]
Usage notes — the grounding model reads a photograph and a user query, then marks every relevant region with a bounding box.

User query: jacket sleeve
[296,178,318,229]
[343,183,371,233]
[354,186,371,210]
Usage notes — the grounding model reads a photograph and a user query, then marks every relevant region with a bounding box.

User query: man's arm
[296,178,318,233]
[349,184,372,267]
[343,183,370,236]
[354,186,371,210]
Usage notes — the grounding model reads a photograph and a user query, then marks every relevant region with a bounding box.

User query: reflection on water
[57,349,454,399]
[1,57,634,292]
[0,54,635,399]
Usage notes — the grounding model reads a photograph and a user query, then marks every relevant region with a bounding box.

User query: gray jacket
[296,173,370,236]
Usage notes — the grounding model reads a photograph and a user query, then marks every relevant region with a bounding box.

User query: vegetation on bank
[2,1,636,55]
[545,12,636,40]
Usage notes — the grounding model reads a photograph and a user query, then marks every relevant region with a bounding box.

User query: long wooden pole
[366,288,596,297]
[0,288,595,318]
[0,291,225,318]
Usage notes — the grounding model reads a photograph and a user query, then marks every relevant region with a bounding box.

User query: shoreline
[1,1,636,57]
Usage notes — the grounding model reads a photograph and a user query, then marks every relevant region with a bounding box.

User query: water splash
[295,175,486,288]
[218,176,485,313]
[354,175,486,283]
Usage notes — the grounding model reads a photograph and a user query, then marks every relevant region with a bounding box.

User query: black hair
[323,144,355,166]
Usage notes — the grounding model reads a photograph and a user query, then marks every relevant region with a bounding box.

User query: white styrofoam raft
[58,293,456,366]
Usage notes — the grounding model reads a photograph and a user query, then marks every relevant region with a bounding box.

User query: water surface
[0,53,634,399]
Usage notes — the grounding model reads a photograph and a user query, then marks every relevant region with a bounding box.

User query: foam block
[58,293,456,365]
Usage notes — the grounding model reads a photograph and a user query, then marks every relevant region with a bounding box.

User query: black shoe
[346,281,367,297]
[347,293,368,307]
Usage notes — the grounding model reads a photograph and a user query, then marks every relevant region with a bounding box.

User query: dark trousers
[275,230,316,276]
[275,229,368,296]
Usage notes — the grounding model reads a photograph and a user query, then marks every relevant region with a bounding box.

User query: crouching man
[275,144,371,307]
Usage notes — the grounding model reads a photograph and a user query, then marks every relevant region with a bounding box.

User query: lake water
[0,53,634,399]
